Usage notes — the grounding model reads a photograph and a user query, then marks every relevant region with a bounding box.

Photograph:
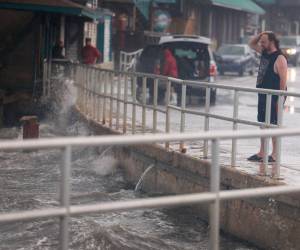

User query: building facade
[255,0,300,35]
[0,0,111,125]
[103,0,265,52]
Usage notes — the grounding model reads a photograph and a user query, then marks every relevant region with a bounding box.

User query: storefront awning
[133,0,176,20]
[210,0,265,15]
[0,0,111,20]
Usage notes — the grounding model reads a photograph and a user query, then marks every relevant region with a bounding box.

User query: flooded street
[0,119,257,249]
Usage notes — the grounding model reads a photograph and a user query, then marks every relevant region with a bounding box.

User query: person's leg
[271,137,276,159]
[270,96,279,160]
[248,94,265,161]
[248,127,265,161]
[258,136,265,157]
[256,94,265,157]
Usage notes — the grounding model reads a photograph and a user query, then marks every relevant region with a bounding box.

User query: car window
[174,48,197,59]
[280,37,297,46]
[162,42,210,79]
[218,45,245,55]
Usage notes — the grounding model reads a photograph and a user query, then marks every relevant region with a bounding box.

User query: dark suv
[135,35,217,105]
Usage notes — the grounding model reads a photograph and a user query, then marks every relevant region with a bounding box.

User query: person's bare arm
[275,55,288,90]
[249,33,263,54]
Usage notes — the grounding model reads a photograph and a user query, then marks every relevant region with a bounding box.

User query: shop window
[84,22,97,46]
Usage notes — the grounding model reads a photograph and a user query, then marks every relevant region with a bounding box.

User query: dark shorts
[257,94,279,125]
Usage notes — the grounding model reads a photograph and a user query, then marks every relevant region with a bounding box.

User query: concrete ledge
[78,110,300,250]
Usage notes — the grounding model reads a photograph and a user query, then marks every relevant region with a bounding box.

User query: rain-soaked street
[126,66,300,184]
[204,66,300,182]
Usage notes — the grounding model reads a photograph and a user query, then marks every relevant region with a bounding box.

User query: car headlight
[287,48,297,55]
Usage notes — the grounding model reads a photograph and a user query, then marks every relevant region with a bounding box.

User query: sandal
[247,154,262,162]
[268,155,276,163]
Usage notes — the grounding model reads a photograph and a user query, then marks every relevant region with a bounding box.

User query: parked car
[280,36,300,66]
[214,44,257,76]
[135,35,218,105]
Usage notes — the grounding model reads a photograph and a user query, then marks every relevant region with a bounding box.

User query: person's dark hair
[265,31,281,51]
[85,37,92,43]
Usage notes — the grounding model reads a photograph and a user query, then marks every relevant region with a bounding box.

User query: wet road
[125,66,300,183]
[210,67,300,182]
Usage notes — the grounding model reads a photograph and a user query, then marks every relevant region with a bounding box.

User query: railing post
[180,82,187,153]
[98,71,104,122]
[42,60,47,97]
[74,65,79,108]
[153,78,158,133]
[123,74,128,133]
[86,67,91,116]
[102,71,108,125]
[89,68,93,116]
[132,75,137,134]
[262,94,272,175]
[142,77,147,133]
[109,72,114,128]
[92,68,96,119]
[59,145,71,250]
[88,68,92,118]
[204,88,211,158]
[81,66,85,113]
[47,59,52,97]
[231,90,239,167]
[95,70,101,122]
[274,95,284,179]
[116,73,121,130]
[84,66,88,115]
[77,66,82,110]
[119,52,123,71]
[209,139,220,250]
[165,80,171,149]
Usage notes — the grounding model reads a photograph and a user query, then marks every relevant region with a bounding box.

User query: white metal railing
[119,49,143,71]
[44,61,297,179]
[1,130,300,250]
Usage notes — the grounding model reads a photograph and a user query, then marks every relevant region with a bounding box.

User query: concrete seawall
[81,113,300,250]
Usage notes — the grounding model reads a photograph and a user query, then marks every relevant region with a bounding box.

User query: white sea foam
[92,156,118,176]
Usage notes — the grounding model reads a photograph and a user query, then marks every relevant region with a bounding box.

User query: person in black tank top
[248,32,288,163]
[257,50,282,125]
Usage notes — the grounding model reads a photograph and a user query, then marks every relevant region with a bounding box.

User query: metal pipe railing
[1,130,300,250]
[59,146,71,250]
[119,49,143,71]
[1,185,300,223]
[46,62,294,179]
[231,90,239,167]
[165,80,171,149]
